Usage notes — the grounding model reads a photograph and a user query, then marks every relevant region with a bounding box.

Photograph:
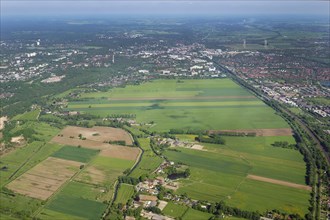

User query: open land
[52,126,133,146]
[67,79,290,132]
[129,138,163,178]
[114,184,135,204]
[6,157,81,200]
[164,135,310,215]
[68,79,309,215]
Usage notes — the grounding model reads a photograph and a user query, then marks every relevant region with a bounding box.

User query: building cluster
[220,51,330,118]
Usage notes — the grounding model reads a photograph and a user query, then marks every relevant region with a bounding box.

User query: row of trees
[195,134,226,145]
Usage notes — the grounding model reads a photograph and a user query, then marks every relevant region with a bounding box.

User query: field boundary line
[247,174,312,191]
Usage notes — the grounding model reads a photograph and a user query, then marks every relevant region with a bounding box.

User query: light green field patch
[130,138,163,178]
[58,181,103,201]
[51,146,99,163]
[182,208,213,220]
[46,195,106,220]
[12,109,40,121]
[164,137,309,215]
[163,202,188,218]
[67,79,289,132]
[114,184,135,204]
[38,209,86,220]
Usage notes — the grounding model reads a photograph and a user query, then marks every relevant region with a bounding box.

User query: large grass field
[114,184,135,205]
[66,79,289,131]
[45,194,107,220]
[164,135,310,215]
[182,208,213,220]
[12,109,40,121]
[129,138,163,178]
[78,156,135,186]
[51,145,99,163]
[163,202,188,218]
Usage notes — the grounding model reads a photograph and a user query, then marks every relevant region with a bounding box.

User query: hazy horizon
[1,1,329,18]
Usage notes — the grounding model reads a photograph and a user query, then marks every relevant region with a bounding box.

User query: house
[138,195,158,203]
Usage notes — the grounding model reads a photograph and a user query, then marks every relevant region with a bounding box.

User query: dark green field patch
[46,195,106,220]
[51,146,99,163]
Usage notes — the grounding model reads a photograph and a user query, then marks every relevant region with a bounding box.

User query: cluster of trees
[107,114,136,119]
[191,201,262,220]
[1,121,39,144]
[107,140,126,146]
[118,176,140,185]
[105,204,143,220]
[1,121,16,144]
[169,129,207,135]
[213,131,256,137]
[145,206,162,214]
[271,141,297,149]
[195,134,225,145]
[166,167,190,179]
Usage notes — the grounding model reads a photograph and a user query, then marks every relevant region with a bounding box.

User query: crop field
[66,79,289,131]
[12,109,40,121]
[38,209,86,220]
[163,202,188,218]
[182,208,213,220]
[164,135,310,215]
[129,138,163,178]
[52,126,133,146]
[114,184,135,204]
[6,157,81,200]
[100,145,140,161]
[51,145,99,163]
[77,156,135,186]
[56,181,104,201]
[44,194,107,220]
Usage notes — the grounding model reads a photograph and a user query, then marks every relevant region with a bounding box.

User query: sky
[1,1,329,17]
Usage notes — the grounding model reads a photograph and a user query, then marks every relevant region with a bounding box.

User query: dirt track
[247,174,311,191]
[108,95,255,101]
[209,128,293,137]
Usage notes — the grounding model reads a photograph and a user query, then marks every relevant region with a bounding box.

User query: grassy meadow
[66,79,289,131]
[114,184,135,205]
[51,145,99,163]
[129,138,163,178]
[164,135,310,215]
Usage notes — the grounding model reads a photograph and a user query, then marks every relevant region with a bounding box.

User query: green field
[0,142,63,186]
[0,192,41,219]
[182,208,213,220]
[66,79,289,131]
[164,135,310,215]
[39,209,86,220]
[114,184,135,204]
[45,194,107,220]
[129,138,163,178]
[163,202,188,218]
[56,181,103,201]
[12,109,40,121]
[79,156,135,186]
[51,146,99,163]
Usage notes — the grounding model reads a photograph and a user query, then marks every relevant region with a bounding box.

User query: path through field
[247,174,311,191]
